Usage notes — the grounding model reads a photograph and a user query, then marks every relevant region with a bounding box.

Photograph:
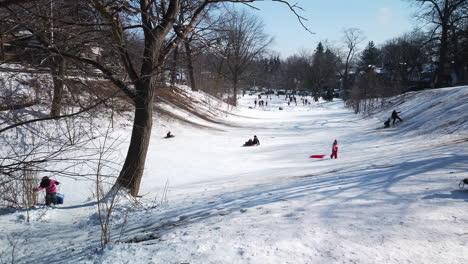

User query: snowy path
[1,88,467,264]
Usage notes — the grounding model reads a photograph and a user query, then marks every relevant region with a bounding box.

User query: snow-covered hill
[0,86,467,264]
[372,86,468,137]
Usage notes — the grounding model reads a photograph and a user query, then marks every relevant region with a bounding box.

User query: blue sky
[238,0,419,57]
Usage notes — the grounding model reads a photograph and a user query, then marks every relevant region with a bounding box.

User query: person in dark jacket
[252,135,260,145]
[34,176,60,206]
[165,131,174,138]
[244,135,260,146]
[384,118,391,128]
[391,110,403,125]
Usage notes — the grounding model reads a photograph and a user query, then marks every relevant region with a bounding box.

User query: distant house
[1,27,104,67]
[0,30,35,62]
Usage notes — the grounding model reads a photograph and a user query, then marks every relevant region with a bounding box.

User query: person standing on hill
[391,110,403,125]
[34,176,60,206]
[330,140,338,159]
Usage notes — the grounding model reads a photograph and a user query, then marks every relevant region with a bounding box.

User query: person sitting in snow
[391,110,403,125]
[384,118,391,128]
[165,131,174,138]
[244,135,260,146]
[34,176,60,206]
[252,135,260,145]
[330,139,338,159]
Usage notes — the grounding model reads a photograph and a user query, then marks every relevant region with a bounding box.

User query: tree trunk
[232,72,238,106]
[343,47,353,91]
[116,83,154,196]
[170,45,179,86]
[50,55,65,117]
[185,41,197,91]
[435,22,449,88]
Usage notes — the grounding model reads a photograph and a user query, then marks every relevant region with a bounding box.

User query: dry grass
[64,78,236,130]
[154,86,235,129]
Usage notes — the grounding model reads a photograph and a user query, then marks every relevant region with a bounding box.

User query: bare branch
[0,97,110,134]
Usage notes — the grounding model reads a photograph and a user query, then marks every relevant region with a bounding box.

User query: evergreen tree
[308,42,339,101]
[359,41,380,71]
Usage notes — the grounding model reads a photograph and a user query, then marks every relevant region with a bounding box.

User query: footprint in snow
[219,211,231,216]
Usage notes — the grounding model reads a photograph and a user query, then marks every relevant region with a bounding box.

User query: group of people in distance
[254,99,268,107]
[384,110,403,128]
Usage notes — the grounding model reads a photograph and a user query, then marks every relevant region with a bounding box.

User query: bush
[0,170,39,209]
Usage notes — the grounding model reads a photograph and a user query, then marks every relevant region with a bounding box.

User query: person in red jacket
[330,140,338,159]
[35,176,60,206]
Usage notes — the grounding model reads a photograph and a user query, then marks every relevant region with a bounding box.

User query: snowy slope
[372,86,468,136]
[0,86,467,264]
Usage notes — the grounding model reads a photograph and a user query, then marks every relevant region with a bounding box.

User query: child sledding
[164,131,175,138]
[243,135,260,146]
[459,178,468,190]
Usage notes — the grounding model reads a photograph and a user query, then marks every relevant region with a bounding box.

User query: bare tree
[411,0,468,87]
[281,52,310,92]
[216,8,272,106]
[340,28,365,92]
[1,0,309,197]
[380,30,430,89]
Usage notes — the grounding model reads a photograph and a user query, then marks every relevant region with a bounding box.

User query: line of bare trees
[346,0,468,114]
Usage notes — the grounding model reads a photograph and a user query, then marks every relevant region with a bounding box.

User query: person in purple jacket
[35,176,60,206]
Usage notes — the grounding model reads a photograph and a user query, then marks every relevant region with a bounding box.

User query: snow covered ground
[1,86,467,264]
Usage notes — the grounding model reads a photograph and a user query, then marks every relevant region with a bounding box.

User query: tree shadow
[422,190,468,201]
[115,152,467,245]
[56,201,97,210]
[13,151,468,263]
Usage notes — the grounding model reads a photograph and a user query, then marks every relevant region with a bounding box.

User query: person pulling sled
[391,110,403,125]
[330,139,338,159]
[34,176,60,206]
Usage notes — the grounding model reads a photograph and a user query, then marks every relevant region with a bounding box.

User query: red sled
[310,155,326,158]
